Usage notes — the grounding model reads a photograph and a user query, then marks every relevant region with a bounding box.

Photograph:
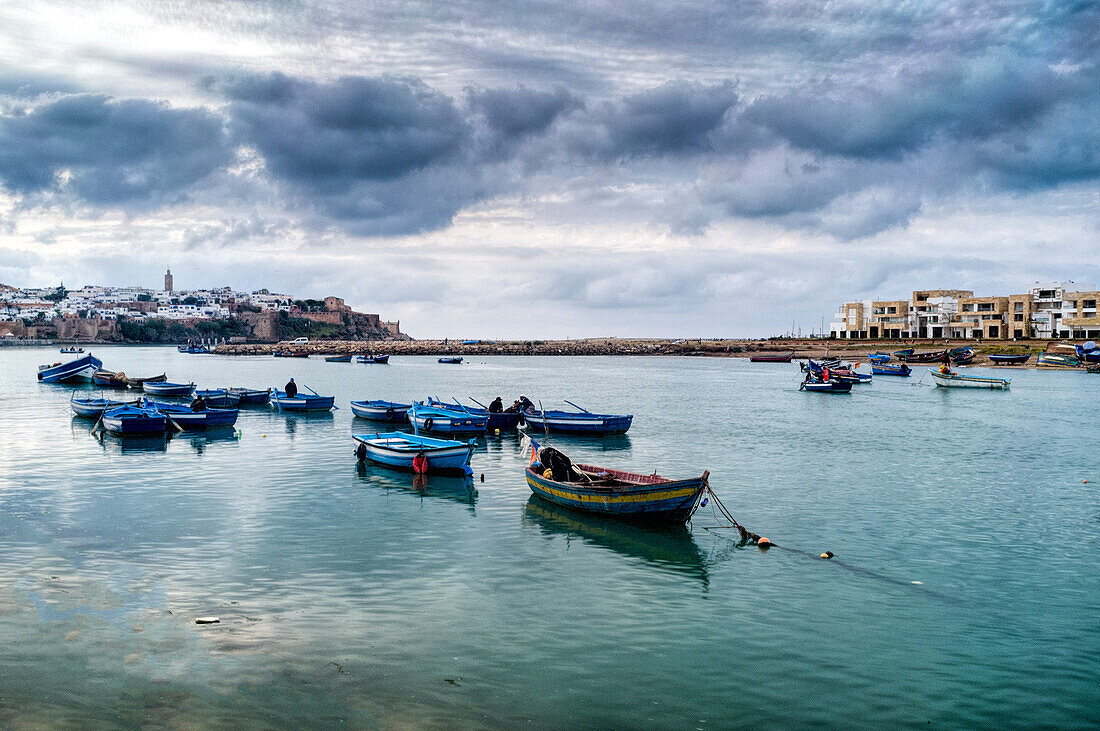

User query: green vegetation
[43,286,67,302]
[117,316,250,343]
[292,299,326,313]
[277,311,352,340]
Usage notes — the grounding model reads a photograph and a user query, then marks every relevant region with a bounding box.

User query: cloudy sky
[0,1,1097,337]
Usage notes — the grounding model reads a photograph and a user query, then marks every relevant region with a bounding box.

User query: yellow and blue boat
[525,443,708,523]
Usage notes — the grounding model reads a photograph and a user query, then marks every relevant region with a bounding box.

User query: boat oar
[469,397,488,410]
[451,396,471,413]
[564,400,591,413]
[538,400,549,438]
[166,414,184,434]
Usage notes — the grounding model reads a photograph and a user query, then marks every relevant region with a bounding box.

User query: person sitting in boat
[285,378,298,397]
[191,395,207,412]
[518,395,534,411]
[488,397,504,413]
[939,363,953,376]
[822,366,831,382]
[504,400,522,413]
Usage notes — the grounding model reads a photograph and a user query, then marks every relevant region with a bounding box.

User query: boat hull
[525,467,705,522]
[142,381,196,397]
[353,433,474,473]
[350,400,411,421]
[191,389,242,408]
[522,411,633,435]
[146,402,239,428]
[325,355,353,362]
[37,354,103,383]
[930,371,1010,389]
[800,381,852,393]
[872,364,911,376]
[70,397,138,419]
[408,408,488,435]
[425,399,523,430]
[1036,354,1081,368]
[92,370,129,388]
[101,406,167,435]
[271,391,336,411]
[357,355,390,364]
[229,388,271,405]
[438,357,463,364]
[749,352,794,363]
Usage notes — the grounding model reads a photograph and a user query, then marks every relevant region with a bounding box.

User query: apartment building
[830,282,1100,339]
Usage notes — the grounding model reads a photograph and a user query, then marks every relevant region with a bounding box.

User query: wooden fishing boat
[60,347,85,354]
[438,356,463,364]
[1087,364,1100,374]
[273,350,310,358]
[100,404,167,435]
[177,345,209,354]
[893,348,915,358]
[92,369,129,388]
[407,404,489,435]
[123,373,167,389]
[522,403,633,435]
[142,380,196,397]
[427,397,523,430]
[525,444,708,523]
[929,369,1010,389]
[749,351,794,362]
[191,388,242,408]
[950,346,976,365]
[324,354,353,363]
[70,396,140,419]
[806,360,870,382]
[228,387,271,405]
[350,399,412,421]
[143,400,239,429]
[800,357,843,372]
[37,353,103,383]
[868,353,892,364]
[872,363,911,376]
[901,349,947,363]
[353,432,475,474]
[799,378,852,393]
[270,389,336,411]
[357,354,390,364]
[988,353,1031,365]
[1036,353,1081,368]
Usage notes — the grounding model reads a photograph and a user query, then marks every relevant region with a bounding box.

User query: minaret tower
[164,268,173,293]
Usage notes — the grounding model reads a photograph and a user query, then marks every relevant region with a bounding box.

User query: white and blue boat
[357,354,390,364]
[350,399,412,422]
[352,432,475,474]
[229,387,271,405]
[407,403,488,435]
[871,363,911,376]
[70,396,139,419]
[868,353,891,364]
[271,389,336,412]
[143,381,196,397]
[191,388,241,408]
[144,400,239,428]
[101,404,167,435]
[37,353,103,383]
[438,356,463,364]
[522,402,633,435]
[427,397,523,430]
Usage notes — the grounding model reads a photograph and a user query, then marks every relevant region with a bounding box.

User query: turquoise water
[1,347,1098,727]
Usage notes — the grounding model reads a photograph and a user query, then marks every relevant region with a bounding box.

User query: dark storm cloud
[467,85,582,141]
[0,93,231,207]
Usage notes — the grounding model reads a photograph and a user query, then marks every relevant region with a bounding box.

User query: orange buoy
[820,551,834,559]
[757,537,772,549]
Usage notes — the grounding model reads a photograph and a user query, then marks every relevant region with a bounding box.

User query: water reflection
[281,411,335,437]
[96,433,171,454]
[522,495,708,588]
[355,461,477,510]
[185,428,240,455]
[524,432,633,453]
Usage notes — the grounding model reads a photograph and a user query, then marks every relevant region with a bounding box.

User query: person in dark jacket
[191,395,207,412]
[285,378,298,397]
[518,395,534,411]
[488,397,504,413]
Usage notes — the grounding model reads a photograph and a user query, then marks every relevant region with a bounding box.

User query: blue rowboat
[426,397,523,430]
[407,404,488,435]
[868,353,891,364]
[526,443,708,523]
[988,353,1031,364]
[357,354,390,364]
[142,381,196,397]
[273,351,309,358]
[37,353,103,383]
[191,389,241,408]
[229,387,271,405]
[143,400,239,428]
[522,404,633,435]
[101,404,167,435]
[70,396,140,419]
[438,356,463,364]
[325,354,353,362]
[799,379,852,393]
[871,363,911,376]
[270,389,336,412]
[353,432,475,474]
[349,399,411,422]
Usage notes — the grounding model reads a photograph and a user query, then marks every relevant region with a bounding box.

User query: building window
[1013,314,1024,322]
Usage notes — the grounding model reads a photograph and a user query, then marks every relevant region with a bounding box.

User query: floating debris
[195,617,220,624]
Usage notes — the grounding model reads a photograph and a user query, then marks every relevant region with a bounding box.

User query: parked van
[290,337,309,344]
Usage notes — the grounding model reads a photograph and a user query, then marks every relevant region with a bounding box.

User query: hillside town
[0,269,406,343]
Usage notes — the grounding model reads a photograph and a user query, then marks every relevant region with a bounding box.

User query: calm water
[1,347,1097,728]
